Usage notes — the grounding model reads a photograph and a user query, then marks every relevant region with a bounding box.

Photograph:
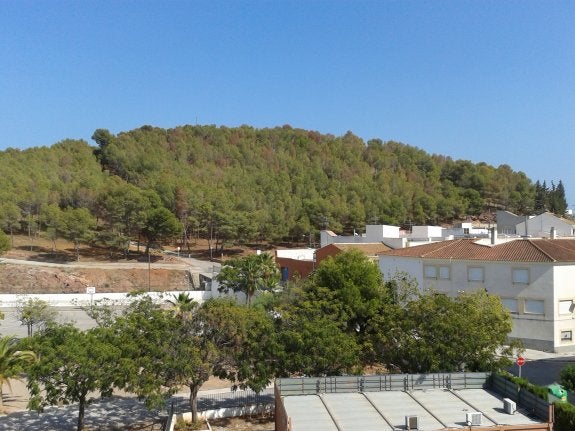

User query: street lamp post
[148,249,151,292]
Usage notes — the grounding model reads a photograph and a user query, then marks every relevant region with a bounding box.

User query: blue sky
[1,1,574,206]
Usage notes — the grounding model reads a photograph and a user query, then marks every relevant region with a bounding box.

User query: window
[561,330,572,341]
[424,265,437,279]
[524,299,544,315]
[559,300,574,315]
[467,267,484,282]
[512,268,530,285]
[502,299,519,314]
[439,266,450,280]
[424,265,450,280]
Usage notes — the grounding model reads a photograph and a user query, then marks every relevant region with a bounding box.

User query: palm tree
[0,335,36,408]
[216,252,279,306]
[166,292,197,319]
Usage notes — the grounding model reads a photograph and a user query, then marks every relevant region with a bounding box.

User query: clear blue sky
[1,1,574,206]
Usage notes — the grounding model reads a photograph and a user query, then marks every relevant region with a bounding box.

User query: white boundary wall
[0,290,214,308]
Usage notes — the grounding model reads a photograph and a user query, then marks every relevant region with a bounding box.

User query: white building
[379,237,575,352]
[497,210,575,237]
[320,224,400,248]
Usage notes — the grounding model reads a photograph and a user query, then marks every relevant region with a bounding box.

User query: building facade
[379,238,575,352]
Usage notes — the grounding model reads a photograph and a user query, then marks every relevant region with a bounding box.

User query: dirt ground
[0,235,269,294]
[0,237,195,294]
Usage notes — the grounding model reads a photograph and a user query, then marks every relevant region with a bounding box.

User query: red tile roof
[380,238,575,262]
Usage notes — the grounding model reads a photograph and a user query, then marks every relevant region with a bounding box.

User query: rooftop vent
[405,415,419,430]
[466,412,482,426]
[503,398,516,414]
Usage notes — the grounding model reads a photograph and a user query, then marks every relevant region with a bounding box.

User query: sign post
[86,286,96,306]
[516,356,525,378]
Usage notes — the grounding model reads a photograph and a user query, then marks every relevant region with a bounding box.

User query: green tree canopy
[58,207,97,261]
[15,297,58,337]
[560,364,575,393]
[389,290,517,373]
[112,296,278,423]
[140,207,182,253]
[302,250,386,338]
[0,124,545,250]
[25,324,119,431]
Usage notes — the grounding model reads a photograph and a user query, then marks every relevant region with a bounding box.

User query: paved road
[507,350,575,403]
[0,396,165,431]
[0,307,100,338]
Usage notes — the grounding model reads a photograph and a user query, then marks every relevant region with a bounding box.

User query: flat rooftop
[283,388,544,431]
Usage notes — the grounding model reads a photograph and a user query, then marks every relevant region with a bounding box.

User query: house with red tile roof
[379,237,575,352]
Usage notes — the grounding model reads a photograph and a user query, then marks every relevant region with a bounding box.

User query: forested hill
[0,124,542,246]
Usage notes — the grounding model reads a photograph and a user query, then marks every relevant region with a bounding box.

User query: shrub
[554,402,575,431]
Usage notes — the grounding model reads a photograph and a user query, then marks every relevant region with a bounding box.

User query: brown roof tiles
[380,238,575,262]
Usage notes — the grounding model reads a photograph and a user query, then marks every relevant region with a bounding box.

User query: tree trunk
[0,383,4,408]
[189,383,200,423]
[77,394,86,431]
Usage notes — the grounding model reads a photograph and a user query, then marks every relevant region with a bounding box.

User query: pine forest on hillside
[0,124,568,252]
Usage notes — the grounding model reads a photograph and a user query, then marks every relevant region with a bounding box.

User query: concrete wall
[275,249,315,260]
[497,210,523,235]
[379,256,424,287]
[411,226,443,238]
[552,265,575,351]
[275,257,314,281]
[366,224,400,241]
[382,237,407,249]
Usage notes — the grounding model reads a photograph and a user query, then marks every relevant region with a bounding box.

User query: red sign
[516,357,526,367]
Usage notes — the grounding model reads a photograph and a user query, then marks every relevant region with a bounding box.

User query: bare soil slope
[0,236,198,294]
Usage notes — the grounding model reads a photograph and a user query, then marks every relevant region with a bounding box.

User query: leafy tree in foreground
[26,325,119,431]
[217,252,279,306]
[0,335,36,408]
[15,297,58,337]
[391,290,517,373]
[297,250,388,363]
[277,314,360,376]
[113,297,277,424]
[80,298,122,328]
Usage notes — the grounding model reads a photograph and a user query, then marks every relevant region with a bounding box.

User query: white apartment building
[379,237,575,352]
